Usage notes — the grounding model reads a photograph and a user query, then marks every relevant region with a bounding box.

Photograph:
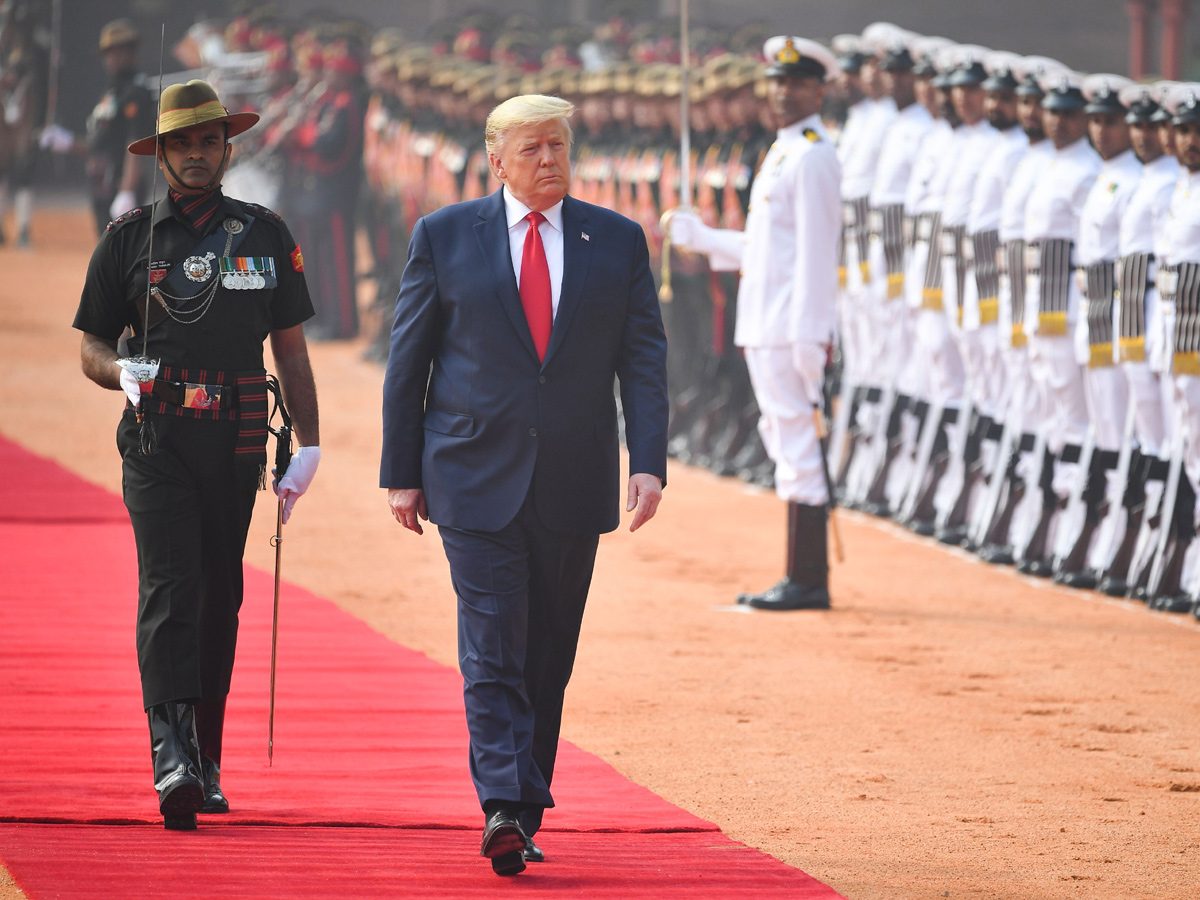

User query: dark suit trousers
[438,483,599,836]
[118,411,260,710]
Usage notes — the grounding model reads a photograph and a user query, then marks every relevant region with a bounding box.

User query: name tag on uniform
[220,256,277,290]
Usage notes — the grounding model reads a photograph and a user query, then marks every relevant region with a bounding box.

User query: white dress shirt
[1077,149,1142,266]
[998,139,1052,244]
[1162,169,1200,265]
[1120,154,1180,257]
[735,114,843,347]
[941,120,999,228]
[503,187,565,318]
[968,126,1029,236]
[840,97,896,200]
[905,119,954,216]
[869,101,934,208]
[1024,136,1102,244]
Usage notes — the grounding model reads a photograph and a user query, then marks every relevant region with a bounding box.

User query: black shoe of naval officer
[737,503,831,611]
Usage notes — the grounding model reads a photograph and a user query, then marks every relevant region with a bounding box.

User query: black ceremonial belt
[972,230,1001,322]
[870,204,906,298]
[1082,260,1116,366]
[1173,263,1200,373]
[1117,252,1154,340]
[1028,238,1074,335]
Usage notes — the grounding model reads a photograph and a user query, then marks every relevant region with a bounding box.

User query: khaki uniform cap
[127,80,259,156]
[99,19,140,52]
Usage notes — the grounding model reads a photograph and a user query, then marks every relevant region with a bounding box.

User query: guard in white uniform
[1154,84,1200,615]
[1017,72,1101,576]
[976,56,1060,564]
[1098,83,1182,596]
[864,39,935,515]
[1052,74,1142,588]
[669,37,842,611]
[900,45,968,532]
[933,47,1000,543]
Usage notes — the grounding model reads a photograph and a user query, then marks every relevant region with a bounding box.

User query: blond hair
[485,94,575,155]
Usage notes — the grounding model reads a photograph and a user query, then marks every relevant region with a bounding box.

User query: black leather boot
[1017,448,1059,578]
[148,702,205,830]
[862,396,908,517]
[1097,451,1147,596]
[1150,475,1196,613]
[738,503,831,610]
[1053,450,1115,589]
[937,413,990,546]
[195,696,229,813]
[977,439,1028,565]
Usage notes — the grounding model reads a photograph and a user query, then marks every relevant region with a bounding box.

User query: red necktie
[519,211,553,361]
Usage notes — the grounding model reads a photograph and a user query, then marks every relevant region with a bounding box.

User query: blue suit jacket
[379,189,668,535]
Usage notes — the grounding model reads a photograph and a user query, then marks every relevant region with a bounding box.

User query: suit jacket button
[529,427,537,437]
[538,375,546,384]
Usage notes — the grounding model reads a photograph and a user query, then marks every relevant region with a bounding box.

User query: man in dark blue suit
[380,93,668,876]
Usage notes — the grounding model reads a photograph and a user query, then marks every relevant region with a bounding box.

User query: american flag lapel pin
[581,232,590,241]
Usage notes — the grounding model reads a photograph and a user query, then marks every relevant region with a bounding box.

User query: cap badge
[777,39,801,65]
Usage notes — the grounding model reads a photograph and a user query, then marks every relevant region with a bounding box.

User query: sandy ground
[1,206,1198,900]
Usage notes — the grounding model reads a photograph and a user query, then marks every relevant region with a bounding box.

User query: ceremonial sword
[265,376,293,765]
[814,402,846,563]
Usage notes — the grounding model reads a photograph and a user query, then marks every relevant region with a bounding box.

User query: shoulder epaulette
[104,206,146,233]
[241,201,285,223]
[803,128,821,143]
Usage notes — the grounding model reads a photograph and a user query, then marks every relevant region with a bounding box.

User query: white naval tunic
[1163,169,1200,491]
[839,97,896,201]
[686,114,843,505]
[1024,136,1101,452]
[1076,150,1140,467]
[1117,153,1179,455]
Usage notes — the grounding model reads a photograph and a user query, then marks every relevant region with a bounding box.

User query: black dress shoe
[524,836,545,863]
[977,543,1014,565]
[1017,558,1053,578]
[1054,568,1098,590]
[481,808,527,876]
[1095,576,1129,597]
[738,577,830,611]
[200,756,229,813]
[1154,594,1194,614]
[148,702,205,831]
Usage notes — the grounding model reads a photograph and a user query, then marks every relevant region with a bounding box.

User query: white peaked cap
[1082,73,1134,101]
[1162,82,1200,114]
[1014,55,1068,84]
[984,50,1022,77]
[1038,67,1084,94]
[1118,82,1156,108]
[831,34,863,56]
[761,36,840,82]
[950,44,991,67]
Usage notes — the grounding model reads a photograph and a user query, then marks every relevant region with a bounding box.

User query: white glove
[39,124,74,152]
[668,210,707,252]
[110,190,138,220]
[792,341,830,405]
[273,445,321,525]
[118,365,144,407]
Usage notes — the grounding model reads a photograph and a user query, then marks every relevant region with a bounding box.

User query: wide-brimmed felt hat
[127,80,259,156]
[99,19,140,52]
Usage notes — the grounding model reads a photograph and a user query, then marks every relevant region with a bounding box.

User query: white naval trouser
[745,344,829,506]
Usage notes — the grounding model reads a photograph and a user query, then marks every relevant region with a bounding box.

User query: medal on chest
[182,252,216,283]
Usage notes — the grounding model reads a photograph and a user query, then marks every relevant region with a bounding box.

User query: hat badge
[777,39,801,65]
[1186,91,1199,110]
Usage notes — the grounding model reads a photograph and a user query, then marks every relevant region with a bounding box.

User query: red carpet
[0,436,845,898]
